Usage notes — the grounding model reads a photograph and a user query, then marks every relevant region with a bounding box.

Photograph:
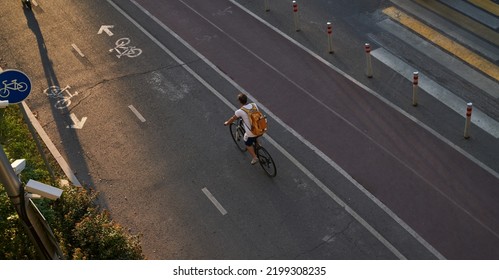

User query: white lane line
[110,0,408,259]
[228,0,499,176]
[202,187,228,216]
[218,0,499,255]
[128,105,146,122]
[71,43,85,57]
[128,0,447,259]
[372,47,499,140]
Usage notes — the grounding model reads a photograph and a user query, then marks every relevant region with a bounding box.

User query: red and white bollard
[365,43,373,78]
[412,71,419,106]
[264,0,270,11]
[464,102,473,139]
[327,22,333,53]
[292,1,300,31]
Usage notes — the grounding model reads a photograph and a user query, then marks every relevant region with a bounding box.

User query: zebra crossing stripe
[468,0,499,16]
[414,0,499,46]
[383,6,499,82]
[440,0,499,29]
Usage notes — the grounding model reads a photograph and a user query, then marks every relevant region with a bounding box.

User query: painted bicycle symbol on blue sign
[0,69,32,103]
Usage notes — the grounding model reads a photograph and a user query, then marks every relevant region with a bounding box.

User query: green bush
[0,105,144,259]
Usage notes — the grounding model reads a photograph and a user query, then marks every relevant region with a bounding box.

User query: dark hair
[238,93,248,105]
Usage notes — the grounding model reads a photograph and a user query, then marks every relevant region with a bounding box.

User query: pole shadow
[23,8,94,189]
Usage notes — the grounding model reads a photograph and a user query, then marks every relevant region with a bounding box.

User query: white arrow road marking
[67,113,87,129]
[98,25,114,36]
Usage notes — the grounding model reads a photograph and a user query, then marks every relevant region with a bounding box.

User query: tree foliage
[0,105,144,259]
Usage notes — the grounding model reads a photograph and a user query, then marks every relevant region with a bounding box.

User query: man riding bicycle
[224,93,260,165]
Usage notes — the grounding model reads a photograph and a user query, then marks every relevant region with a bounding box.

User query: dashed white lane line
[202,187,228,216]
[71,43,85,57]
[128,105,146,122]
[111,0,408,259]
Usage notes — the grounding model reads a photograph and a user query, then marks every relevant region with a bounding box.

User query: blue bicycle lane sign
[0,69,32,104]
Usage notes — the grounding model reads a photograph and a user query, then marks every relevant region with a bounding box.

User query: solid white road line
[111,0,409,259]
[128,105,146,122]
[202,187,228,216]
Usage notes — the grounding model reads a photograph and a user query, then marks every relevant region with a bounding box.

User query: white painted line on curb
[110,0,408,259]
[2,67,80,186]
[71,43,85,57]
[21,102,82,187]
[202,187,228,216]
[128,105,146,122]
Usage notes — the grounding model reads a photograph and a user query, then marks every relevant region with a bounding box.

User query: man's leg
[247,145,257,159]
[245,137,258,164]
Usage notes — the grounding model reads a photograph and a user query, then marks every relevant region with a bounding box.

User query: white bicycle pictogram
[0,79,28,98]
[110,38,142,58]
[44,85,78,109]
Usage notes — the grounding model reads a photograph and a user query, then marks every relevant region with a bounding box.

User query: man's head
[238,93,248,105]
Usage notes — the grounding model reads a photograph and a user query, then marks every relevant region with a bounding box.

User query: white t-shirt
[235,103,259,138]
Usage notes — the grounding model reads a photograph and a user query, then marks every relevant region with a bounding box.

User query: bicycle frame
[1,79,28,97]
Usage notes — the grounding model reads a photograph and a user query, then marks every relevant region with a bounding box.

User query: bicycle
[229,118,277,177]
[0,79,28,98]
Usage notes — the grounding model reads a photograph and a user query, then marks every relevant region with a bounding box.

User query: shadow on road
[23,8,94,189]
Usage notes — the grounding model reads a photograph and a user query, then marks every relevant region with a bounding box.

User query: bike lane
[134,0,499,259]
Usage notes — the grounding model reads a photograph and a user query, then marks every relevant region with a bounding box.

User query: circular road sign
[0,69,32,104]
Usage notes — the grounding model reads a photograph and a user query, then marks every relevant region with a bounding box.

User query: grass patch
[0,105,144,259]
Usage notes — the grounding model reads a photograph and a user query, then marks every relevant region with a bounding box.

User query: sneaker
[251,158,259,165]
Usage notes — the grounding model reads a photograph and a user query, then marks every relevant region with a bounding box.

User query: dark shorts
[244,136,257,147]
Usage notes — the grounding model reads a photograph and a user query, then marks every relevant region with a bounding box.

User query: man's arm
[224,115,237,126]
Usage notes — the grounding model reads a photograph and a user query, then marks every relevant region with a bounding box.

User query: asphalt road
[1,0,498,259]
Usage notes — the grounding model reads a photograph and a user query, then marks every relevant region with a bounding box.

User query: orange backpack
[241,104,268,136]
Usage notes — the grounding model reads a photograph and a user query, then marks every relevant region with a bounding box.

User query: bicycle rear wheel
[257,146,277,177]
[229,122,247,152]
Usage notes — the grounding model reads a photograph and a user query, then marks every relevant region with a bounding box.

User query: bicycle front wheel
[229,123,247,152]
[0,88,9,98]
[257,146,277,177]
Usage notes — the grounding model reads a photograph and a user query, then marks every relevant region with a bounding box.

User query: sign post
[0,69,63,259]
